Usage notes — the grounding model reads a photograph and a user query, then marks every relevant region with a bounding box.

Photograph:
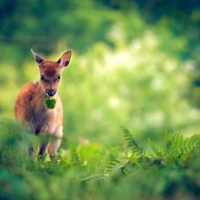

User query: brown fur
[14,50,72,158]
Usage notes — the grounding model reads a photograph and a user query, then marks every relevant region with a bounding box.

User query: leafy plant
[148,132,200,166]
[1,120,200,199]
[123,127,146,158]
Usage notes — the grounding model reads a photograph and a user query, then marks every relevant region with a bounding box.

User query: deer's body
[14,50,72,158]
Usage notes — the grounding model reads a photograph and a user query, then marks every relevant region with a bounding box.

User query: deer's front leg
[48,127,63,159]
[48,138,62,159]
[38,133,50,156]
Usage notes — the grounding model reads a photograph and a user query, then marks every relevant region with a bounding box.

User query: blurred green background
[1,0,200,147]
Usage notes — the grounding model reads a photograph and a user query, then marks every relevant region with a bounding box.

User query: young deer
[14,49,72,158]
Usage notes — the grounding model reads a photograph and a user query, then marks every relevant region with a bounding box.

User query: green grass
[1,120,200,200]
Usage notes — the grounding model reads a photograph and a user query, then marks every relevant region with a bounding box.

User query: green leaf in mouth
[43,97,57,109]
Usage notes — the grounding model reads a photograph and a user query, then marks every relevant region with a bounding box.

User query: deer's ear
[57,50,72,68]
[31,49,44,65]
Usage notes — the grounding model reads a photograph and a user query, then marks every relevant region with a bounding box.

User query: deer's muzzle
[46,89,56,97]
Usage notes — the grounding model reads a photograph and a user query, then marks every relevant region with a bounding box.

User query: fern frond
[106,160,128,172]
[70,147,80,167]
[80,173,109,182]
[164,131,172,150]
[172,133,184,149]
[104,159,131,176]
[148,138,164,157]
[163,133,183,156]
[123,128,145,156]
[185,134,200,147]
[164,133,200,164]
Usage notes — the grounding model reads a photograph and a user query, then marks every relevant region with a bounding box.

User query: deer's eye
[58,75,61,80]
[41,75,45,81]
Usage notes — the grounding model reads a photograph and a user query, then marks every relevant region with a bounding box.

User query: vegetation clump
[0,120,200,200]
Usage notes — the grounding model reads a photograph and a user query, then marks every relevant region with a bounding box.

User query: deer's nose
[46,89,56,97]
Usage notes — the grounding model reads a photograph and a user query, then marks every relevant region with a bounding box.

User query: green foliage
[1,120,200,199]
[148,132,200,166]
[70,146,80,167]
[123,127,147,164]
[43,97,57,109]
[0,0,115,57]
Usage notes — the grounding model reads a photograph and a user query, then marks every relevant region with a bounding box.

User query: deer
[14,49,72,159]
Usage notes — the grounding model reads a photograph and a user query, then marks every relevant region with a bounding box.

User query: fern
[148,138,164,157]
[105,159,130,175]
[164,133,200,164]
[167,133,183,150]
[186,134,200,147]
[80,173,108,182]
[70,146,80,167]
[123,128,146,157]
[159,132,200,165]
[148,132,200,166]
[80,160,128,182]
